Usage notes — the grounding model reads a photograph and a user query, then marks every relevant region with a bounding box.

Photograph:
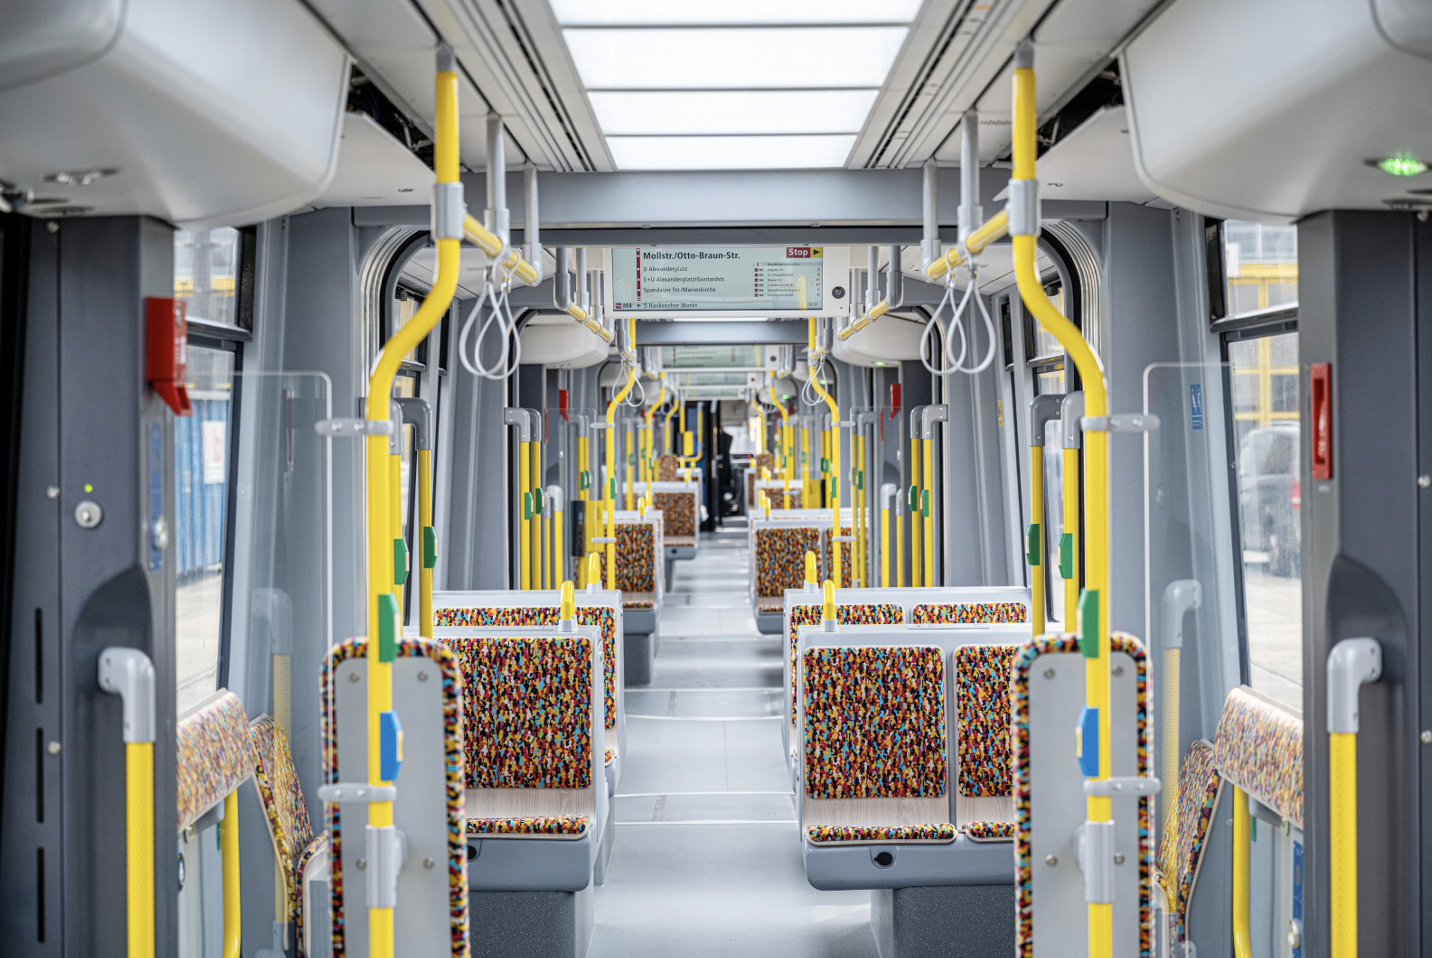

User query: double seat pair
[749,513,866,632]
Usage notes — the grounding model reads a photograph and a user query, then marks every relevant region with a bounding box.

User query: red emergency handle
[1311,362,1332,480]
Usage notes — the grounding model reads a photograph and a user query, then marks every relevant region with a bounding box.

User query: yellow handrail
[881,485,891,587]
[854,429,865,586]
[1029,444,1046,637]
[418,447,434,637]
[363,55,464,958]
[924,210,1010,283]
[1330,732,1359,958]
[126,741,155,958]
[1064,443,1081,622]
[922,429,935,586]
[1010,48,1114,958]
[910,426,923,587]
[1232,787,1253,958]
[222,791,242,958]
[606,355,638,589]
[534,438,545,589]
[518,437,532,589]
[551,488,566,585]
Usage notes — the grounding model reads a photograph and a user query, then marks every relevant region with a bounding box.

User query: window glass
[395,374,418,539]
[1228,332,1302,710]
[174,229,242,326]
[1223,221,1298,316]
[1027,281,1067,360]
[175,345,236,713]
[392,288,424,365]
[1042,418,1066,624]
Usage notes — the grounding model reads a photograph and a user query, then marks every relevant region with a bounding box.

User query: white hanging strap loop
[919,278,957,377]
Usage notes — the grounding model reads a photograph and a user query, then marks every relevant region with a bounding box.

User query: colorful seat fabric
[1012,633,1153,958]
[787,603,904,724]
[911,602,1029,625]
[623,594,657,609]
[756,601,785,616]
[819,527,856,587]
[754,526,822,597]
[466,815,591,839]
[746,452,776,506]
[322,637,467,958]
[954,645,1018,798]
[1213,686,1303,827]
[963,821,1017,842]
[431,604,619,736]
[176,690,254,833]
[251,716,328,949]
[652,491,696,538]
[596,522,658,594]
[657,454,680,481]
[803,645,947,799]
[1157,740,1222,942]
[806,823,957,845]
[442,635,595,790]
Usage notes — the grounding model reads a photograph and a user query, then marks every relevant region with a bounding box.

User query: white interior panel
[317,114,437,208]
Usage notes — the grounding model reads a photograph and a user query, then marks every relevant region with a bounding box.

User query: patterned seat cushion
[623,593,657,609]
[652,491,696,538]
[466,815,591,839]
[954,645,1018,797]
[1157,741,1222,941]
[1213,686,1302,827]
[250,716,318,926]
[963,821,1016,842]
[176,691,254,833]
[754,526,821,598]
[747,453,776,505]
[756,601,785,616]
[442,635,594,790]
[819,527,856,586]
[596,521,658,594]
[432,605,619,732]
[787,603,904,724]
[911,602,1028,625]
[803,645,947,799]
[657,454,680,481]
[806,823,957,845]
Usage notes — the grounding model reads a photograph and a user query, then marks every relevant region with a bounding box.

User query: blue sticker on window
[1189,383,1204,431]
[1292,841,1303,958]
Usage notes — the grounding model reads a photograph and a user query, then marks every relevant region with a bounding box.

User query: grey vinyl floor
[587,525,879,958]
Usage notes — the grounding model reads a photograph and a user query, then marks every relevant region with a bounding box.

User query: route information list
[611,246,824,313]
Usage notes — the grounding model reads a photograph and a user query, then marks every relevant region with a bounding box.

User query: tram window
[174,343,237,713]
[174,228,251,329]
[1025,280,1068,362]
[1227,331,1302,710]
[1215,220,1298,320]
[391,287,427,366]
[396,374,418,538]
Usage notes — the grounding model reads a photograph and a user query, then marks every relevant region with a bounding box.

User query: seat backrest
[651,489,697,538]
[819,526,856,586]
[432,604,620,739]
[250,715,316,921]
[953,644,1018,806]
[597,518,660,595]
[1157,740,1222,935]
[785,602,904,726]
[754,525,823,597]
[801,643,949,828]
[657,454,679,481]
[176,690,254,833]
[912,602,1029,625]
[746,452,775,505]
[1213,686,1303,827]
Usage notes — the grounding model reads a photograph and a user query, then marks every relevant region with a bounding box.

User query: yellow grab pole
[127,741,156,958]
[418,447,434,636]
[222,791,242,958]
[805,551,818,587]
[389,450,404,621]
[910,423,923,588]
[578,432,590,501]
[1327,638,1382,958]
[808,320,841,587]
[1029,445,1047,637]
[881,484,892,587]
[1232,787,1253,958]
[1011,46,1113,958]
[854,430,865,586]
[606,363,637,589]
[1064,444,1081,622]
[518,440,532,589]
[922,432,935,587]
[533,439,545,590]
[551,487,565,585]
[361,53,464,958]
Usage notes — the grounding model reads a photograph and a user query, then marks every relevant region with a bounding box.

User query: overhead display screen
[606,246,850,319]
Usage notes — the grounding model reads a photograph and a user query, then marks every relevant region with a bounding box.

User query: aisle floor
[587,527,879,958]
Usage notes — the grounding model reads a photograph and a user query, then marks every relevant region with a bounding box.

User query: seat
[953,644,1019,841]
[752,523,823,633]
[441,633,606,892]
[1155,740,1223,945]
[251,715,330,958]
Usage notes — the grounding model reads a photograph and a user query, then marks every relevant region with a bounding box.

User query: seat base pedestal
[623,630,654,686]
[872,885,1015,958]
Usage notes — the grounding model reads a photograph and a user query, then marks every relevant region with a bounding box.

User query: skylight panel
[549,0,923,26]
[606,135,856,170]
[587,90,880,135]
[563,27,908,90]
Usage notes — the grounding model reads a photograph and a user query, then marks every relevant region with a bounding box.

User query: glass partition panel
[226,372,333,722]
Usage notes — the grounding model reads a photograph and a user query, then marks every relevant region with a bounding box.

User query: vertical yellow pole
[1232,787,1254,958]
[222,791,242,958]
[1011,50,1112,958]
[389,451,404,620]
[922,432,935,587]
[518,440,532,589]
[808,319,841,587]
[552,493,565,586]
[1064,445,1081,623]
[533,440,545,589]
[910,428,923,588]
[1030,445,1047,638]
[881,489,891,588]
[125,741,155,958]
[418,447,434,637]
[1330,732,1360,958]
[578,431,590,502]
[854,431,865,586]
[624,423,636,510]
